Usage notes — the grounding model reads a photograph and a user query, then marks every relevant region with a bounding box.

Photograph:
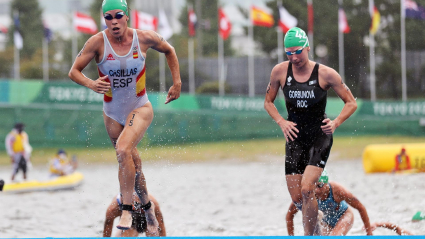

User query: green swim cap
[102,0,128,16]
[284,27,309,49]
[318,170,329,184]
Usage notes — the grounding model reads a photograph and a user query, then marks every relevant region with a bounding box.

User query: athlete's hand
[165,82,181,104]
[90,75,111,94]
[364,223,377,232]
[321,118,336,135]
[277,119,299,141]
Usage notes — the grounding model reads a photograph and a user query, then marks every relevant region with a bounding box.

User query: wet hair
[14,123,25,131]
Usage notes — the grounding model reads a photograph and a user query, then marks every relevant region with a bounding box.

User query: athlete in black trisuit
[264,27,357,235]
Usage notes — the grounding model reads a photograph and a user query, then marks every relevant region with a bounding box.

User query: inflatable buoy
[362,143,425,173]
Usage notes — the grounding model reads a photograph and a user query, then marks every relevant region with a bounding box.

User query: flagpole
[248,6,255,97]
[189,38,195,94]
[338,0,345,82]
[158,1,166,93]
[42,36,49,82]
[277,0,283,64]
[218,29,224,96]
[72,11,77,62]
[14,43,20,81]
[369,0,376,101]
[307,0,314,60]
[218,2,224,96]
[401,0,407,101]
[13,11,20,81]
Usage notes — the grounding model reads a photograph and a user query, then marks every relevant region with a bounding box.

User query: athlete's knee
[301,185,315,200]
[116,146,132,163]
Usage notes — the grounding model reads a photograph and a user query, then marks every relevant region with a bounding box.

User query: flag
[405,0,425,20]
[13,11,23,50]
[132,10,158,31]
[73,12,98,34]
[158,9,173,40]
[188,8,197,37]
[251,6,274,27]
[307,0,314,34]
[218,8,231,40]
[278,6,297,33]
[43,21,53,43]
[338,7,350,33]
[0,23,8,34]
[100,9,107,30]
[369,1,380,35]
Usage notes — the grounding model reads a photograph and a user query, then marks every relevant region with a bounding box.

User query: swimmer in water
[286,170,373,235]
[103,192,166,237]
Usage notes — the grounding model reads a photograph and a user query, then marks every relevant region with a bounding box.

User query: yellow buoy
[362,143,425,173]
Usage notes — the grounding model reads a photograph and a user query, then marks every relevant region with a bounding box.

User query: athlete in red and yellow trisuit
[68,0,181,235]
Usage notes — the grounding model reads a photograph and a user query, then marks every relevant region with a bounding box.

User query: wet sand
[1,157,424,237]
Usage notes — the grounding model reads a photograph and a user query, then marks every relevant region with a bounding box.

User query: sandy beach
[1,156,424,237]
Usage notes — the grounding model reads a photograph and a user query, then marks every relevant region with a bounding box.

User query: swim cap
[57,149,67,155]
[318,170,329,184]
[284,27,309,49]
[102,0,128,16]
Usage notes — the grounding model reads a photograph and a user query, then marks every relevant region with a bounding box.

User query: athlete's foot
[144,204,159,237]
[116,210,132,230]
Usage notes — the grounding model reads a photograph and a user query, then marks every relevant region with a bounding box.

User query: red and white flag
[278,6,297,33]
[0,23,8,34]
[338,7,350,33]
[218,8,231,40]
[188,8,197,37]
[73,12,98,34]
[132,10,158,31]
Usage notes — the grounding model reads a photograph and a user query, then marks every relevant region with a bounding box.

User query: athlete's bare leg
[286,174,303,207]
[132,147,159,236]
[329,207,354,236]
[116,227,139,237]
[103,102,155,232]
[300,166,323,235]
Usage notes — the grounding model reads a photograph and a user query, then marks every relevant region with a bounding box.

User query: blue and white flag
[405,0,425,20]
[13,11,23,49]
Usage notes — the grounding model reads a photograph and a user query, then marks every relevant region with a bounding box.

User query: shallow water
[1,158,424,237]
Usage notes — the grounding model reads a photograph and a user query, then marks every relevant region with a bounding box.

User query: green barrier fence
[0,80,424,149]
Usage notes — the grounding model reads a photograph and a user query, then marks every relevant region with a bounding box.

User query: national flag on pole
[307,0,314,34]
[251,6,274,28]
[13,11,23,50]
[278,6,297,33]
[369,1,380,35]
[338,6,350,33]
[218,8,231,40]
[405,0,425,20]
[43,21,53,43]
[73,12,98,34]
[158,9,173,40]
[188,8,197,37]
[0,23,8,34]
[132,11,158,31]
[100,9,107,30]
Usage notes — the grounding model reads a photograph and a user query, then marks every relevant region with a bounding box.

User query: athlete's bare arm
[150,197,166,237]
[319,67,357,135]
[103,197,122,237]
[68,33,111,94]
[330,182,372,235]
[369,222,414,235]
[286,202,299,236]
[264,62,299,141]
[138,30,181,104]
